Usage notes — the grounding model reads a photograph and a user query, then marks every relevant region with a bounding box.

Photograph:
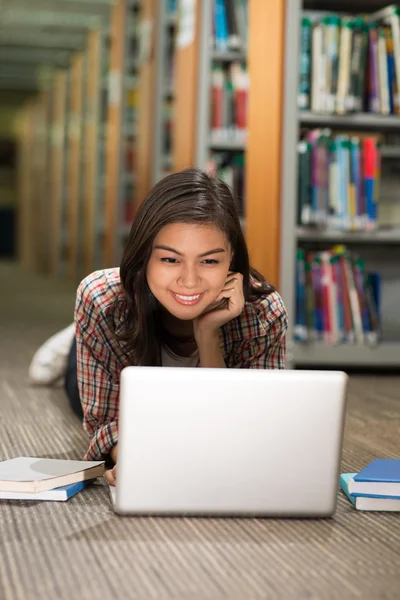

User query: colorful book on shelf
[0,457,105,494]
[297,129,381,231]
[348,459,400,497]
[0,480,92,502]
[295,246,381,346]
[302,9,400,115]
[298,16,312,110]
[340,473,400,511]
[210,63,248,140]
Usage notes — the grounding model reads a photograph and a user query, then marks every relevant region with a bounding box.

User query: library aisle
[1,260,400,599]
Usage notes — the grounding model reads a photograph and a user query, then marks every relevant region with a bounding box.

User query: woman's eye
[161,257,179,264]
[202,259,219,265]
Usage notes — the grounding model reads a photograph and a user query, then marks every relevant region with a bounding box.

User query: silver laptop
[109,367,348,517]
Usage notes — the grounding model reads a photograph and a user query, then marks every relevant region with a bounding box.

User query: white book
[0,457,105,494]
[378,29,390,114]
[0,480,90,502]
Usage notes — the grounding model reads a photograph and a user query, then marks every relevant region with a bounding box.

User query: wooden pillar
[49,71,67,278]
[104,0,126,268]
[83,29,101,277]
[16,102,35,269]
[66,52,84,281]
[245,0,285,287]
[173,0,201,171]
[36,89,52,274]
[136,0,158,208]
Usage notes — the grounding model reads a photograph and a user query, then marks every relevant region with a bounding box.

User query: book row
[298,129,381,231]
[295,246,381,346]
[298,5,400,115]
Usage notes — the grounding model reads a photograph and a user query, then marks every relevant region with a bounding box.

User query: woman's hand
[194,272,245,341]
[104,464,117,486]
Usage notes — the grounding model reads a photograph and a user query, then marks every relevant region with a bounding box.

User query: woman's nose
[178,265,200,289]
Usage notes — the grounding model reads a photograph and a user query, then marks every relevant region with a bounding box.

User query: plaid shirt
[75,268,288,461]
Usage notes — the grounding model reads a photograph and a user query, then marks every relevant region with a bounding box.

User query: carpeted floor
[1,261,399,600]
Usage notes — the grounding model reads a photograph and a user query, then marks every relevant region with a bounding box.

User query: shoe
[29,323,76,386]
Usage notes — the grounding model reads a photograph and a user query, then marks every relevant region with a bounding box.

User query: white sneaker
[29,323,76,386]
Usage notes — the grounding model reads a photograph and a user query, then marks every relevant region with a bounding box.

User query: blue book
[214,0,229,51]
[348,459,400,497]
[0,480,91,502]
[340,473,400,511]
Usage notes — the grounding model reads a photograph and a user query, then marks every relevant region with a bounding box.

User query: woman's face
[146,222,232,321]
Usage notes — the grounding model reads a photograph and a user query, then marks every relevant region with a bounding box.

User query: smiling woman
[68,169,288,474]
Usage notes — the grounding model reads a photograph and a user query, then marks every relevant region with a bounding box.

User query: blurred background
[0,0,399,372]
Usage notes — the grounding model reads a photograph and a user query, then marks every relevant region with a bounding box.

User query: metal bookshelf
[195,1,248,169]
[280,0,400,369]
[296,227,400,244]
[208,138,246,150]
[291,342,400,367]
[152,2,177,185]
[299,111,400,129]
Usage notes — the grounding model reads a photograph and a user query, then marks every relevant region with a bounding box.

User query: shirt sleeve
[229,292,288,369]
[75,278,122,461]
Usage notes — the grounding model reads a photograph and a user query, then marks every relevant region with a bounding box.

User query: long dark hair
[117,168,275,365]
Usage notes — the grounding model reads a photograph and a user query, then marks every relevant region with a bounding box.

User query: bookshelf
[103,0,127,268]
[66,52,84,282]
[280,0,400,368]
[82,30,102,278]
[49,71,68,278]
[151,1,177,185]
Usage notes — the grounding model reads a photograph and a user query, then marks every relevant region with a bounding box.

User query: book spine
[363,137,376,230]
[298,17,312,110]
[344,251,364,344]
[390,9,400,112]
[312,255,324,341]
[369,24,380,113]
[336,19,353,114]
[295,249,308,342]
[378,26,390,114]
[214,0,228,51]
[225,0,241,50]
[327,16,340,114]
[311,23,323,112]
[348,19,362,111]
[385,25,396,113]
[305,254,316,339]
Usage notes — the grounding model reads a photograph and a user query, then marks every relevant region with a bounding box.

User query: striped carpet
[1,261,400,600]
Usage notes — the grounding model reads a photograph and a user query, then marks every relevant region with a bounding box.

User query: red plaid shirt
[75,268,288,460]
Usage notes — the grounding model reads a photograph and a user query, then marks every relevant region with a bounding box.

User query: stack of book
[298,5,400,115]
[340,459,400,511]
[0,456,105,502]
[207,151,245,216]
[295,245,381,345]
[297,129,381,231]
[213,0,248,52]
[211,62,248,143]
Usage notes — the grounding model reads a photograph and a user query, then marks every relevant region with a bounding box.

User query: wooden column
[136,0,158,208]
[49,70,67,278]
[172,0,201,171]
[104,0,126,268]
[66,52,84,281]
[36,90,52,274]
[246,0,285,288]
[83,29,101,277]
[16,102,35,270]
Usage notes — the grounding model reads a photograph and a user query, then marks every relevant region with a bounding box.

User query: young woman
[52,168,287,485]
